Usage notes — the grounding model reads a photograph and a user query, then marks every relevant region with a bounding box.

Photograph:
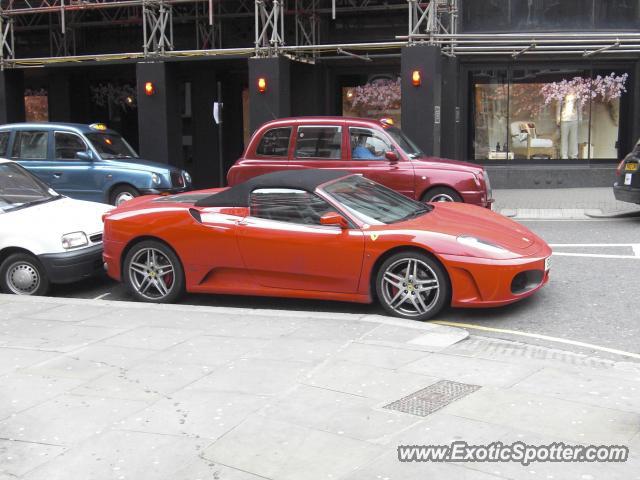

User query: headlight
[61,232,88,250]
[457,235,507,255]
[183,171,192,184]
[151,173,161,185]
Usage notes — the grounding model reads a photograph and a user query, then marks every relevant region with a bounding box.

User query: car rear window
[11,131,48,160]
[295,126,342,159]
[0,132,9,157]
[256,127,292,157]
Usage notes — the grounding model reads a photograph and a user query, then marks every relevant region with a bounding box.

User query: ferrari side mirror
[320,211,349,229]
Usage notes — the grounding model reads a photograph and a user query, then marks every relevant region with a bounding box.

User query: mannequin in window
[556,90,582,159]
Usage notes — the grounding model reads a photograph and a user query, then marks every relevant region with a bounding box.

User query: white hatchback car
[0,159,111,295]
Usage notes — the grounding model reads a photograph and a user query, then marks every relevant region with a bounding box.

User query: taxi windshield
[86,133,139,159]
[385,126,424,158]
[0,163,60,214]
[323,175,431,225]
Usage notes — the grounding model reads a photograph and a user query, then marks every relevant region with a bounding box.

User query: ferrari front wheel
[375,251,449,321]
[124,240,185,303]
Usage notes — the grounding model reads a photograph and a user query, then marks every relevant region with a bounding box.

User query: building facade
[1,0,639,188]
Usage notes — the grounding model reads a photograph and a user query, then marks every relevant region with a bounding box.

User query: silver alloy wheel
[430,193,455,202]
[380,258,440,318]
[115,191,135,206]
[128,248,176,300]
[5,261,41,295]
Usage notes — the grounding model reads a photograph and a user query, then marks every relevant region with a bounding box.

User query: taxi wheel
[110,185,140,206]
[123,240,185,304]
[375,251,449,322]
[422,187,463,204]
[0,253,50,296]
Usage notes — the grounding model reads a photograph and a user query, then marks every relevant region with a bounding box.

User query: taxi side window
[55,132,88,160]
[350,127,393,160]
[0,132,9,157]
[12,131,48,160]
[295,126,342,159]
[250,188,334,225]
[256,127,292,157]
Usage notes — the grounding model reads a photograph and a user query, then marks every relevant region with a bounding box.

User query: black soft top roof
[194,169,351,207]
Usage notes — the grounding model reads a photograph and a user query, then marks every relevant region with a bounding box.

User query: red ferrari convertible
[103,170,551,321]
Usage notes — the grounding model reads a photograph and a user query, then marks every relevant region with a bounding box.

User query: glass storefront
[470,67,630,162]
[462,0,640,32]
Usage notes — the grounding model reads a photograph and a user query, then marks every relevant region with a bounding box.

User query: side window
[0,132,9,157]
[295,126,342,159]
[55,132,87,160]
[250,188,335,226]
[256,127,292,157]
[349,127,393,160]
[11,131,49,160]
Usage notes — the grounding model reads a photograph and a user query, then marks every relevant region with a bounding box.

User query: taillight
[616,160,626,176]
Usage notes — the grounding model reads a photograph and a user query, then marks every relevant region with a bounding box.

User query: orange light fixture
[411,70,422,87]
[144,81,155,96]
[257,77,267,93]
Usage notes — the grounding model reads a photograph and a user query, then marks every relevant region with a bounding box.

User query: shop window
[470,68,629,161]
[295,126,342,159]
[256,127,292,157]
[462,0,510,31]
[342,77,401,126]
[595,0,640,29]
[24,89,48,122]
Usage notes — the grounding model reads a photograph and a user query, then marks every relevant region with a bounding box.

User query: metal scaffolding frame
[0,0,639,68]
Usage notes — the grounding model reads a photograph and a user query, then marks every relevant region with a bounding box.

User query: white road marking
[552,252,640,259]
[433,321,640,361]
[548,243,640,259]
[93,292,111,300]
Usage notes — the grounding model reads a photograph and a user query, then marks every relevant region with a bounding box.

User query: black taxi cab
[614,139,640,204]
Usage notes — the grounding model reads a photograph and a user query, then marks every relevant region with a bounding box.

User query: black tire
[123,240,185,303]
[110,185,140,206]
[422,186,463,204]
[0,253,50,296]
[375,251,449,321]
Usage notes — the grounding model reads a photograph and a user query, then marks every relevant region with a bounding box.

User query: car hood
[412,156,483,172]
[104,157,183,174]
[380,203,545,258]
[2,197,111,242]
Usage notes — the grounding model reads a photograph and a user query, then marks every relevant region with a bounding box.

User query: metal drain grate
[383,380,480,417]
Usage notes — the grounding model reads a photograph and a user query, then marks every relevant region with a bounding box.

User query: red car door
[236,188,364,293]
[342,125,416,198]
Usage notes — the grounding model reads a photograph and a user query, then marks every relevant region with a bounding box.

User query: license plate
[625,162,638,172]
[544,257,551,271]
[625,173,633,186]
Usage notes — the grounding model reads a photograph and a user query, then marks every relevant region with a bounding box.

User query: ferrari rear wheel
[124,240,184,303]
[376,251,449,321]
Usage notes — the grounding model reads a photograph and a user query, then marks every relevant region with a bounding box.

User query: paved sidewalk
[1,294,639,480]
[493,187,640,219]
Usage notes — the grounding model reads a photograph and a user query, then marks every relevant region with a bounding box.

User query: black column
[0,69,25,124]
[190,67,218,188]
[401,45,442,157]
[248,57,290,133]
[440,56,460,160]
[136,61,181,166]
[48,73,72,122]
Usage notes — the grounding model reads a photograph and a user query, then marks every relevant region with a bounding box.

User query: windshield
[0,163,61,214]
[323,176,430,225]
[385,126,424,158]
[86,132,139,159]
